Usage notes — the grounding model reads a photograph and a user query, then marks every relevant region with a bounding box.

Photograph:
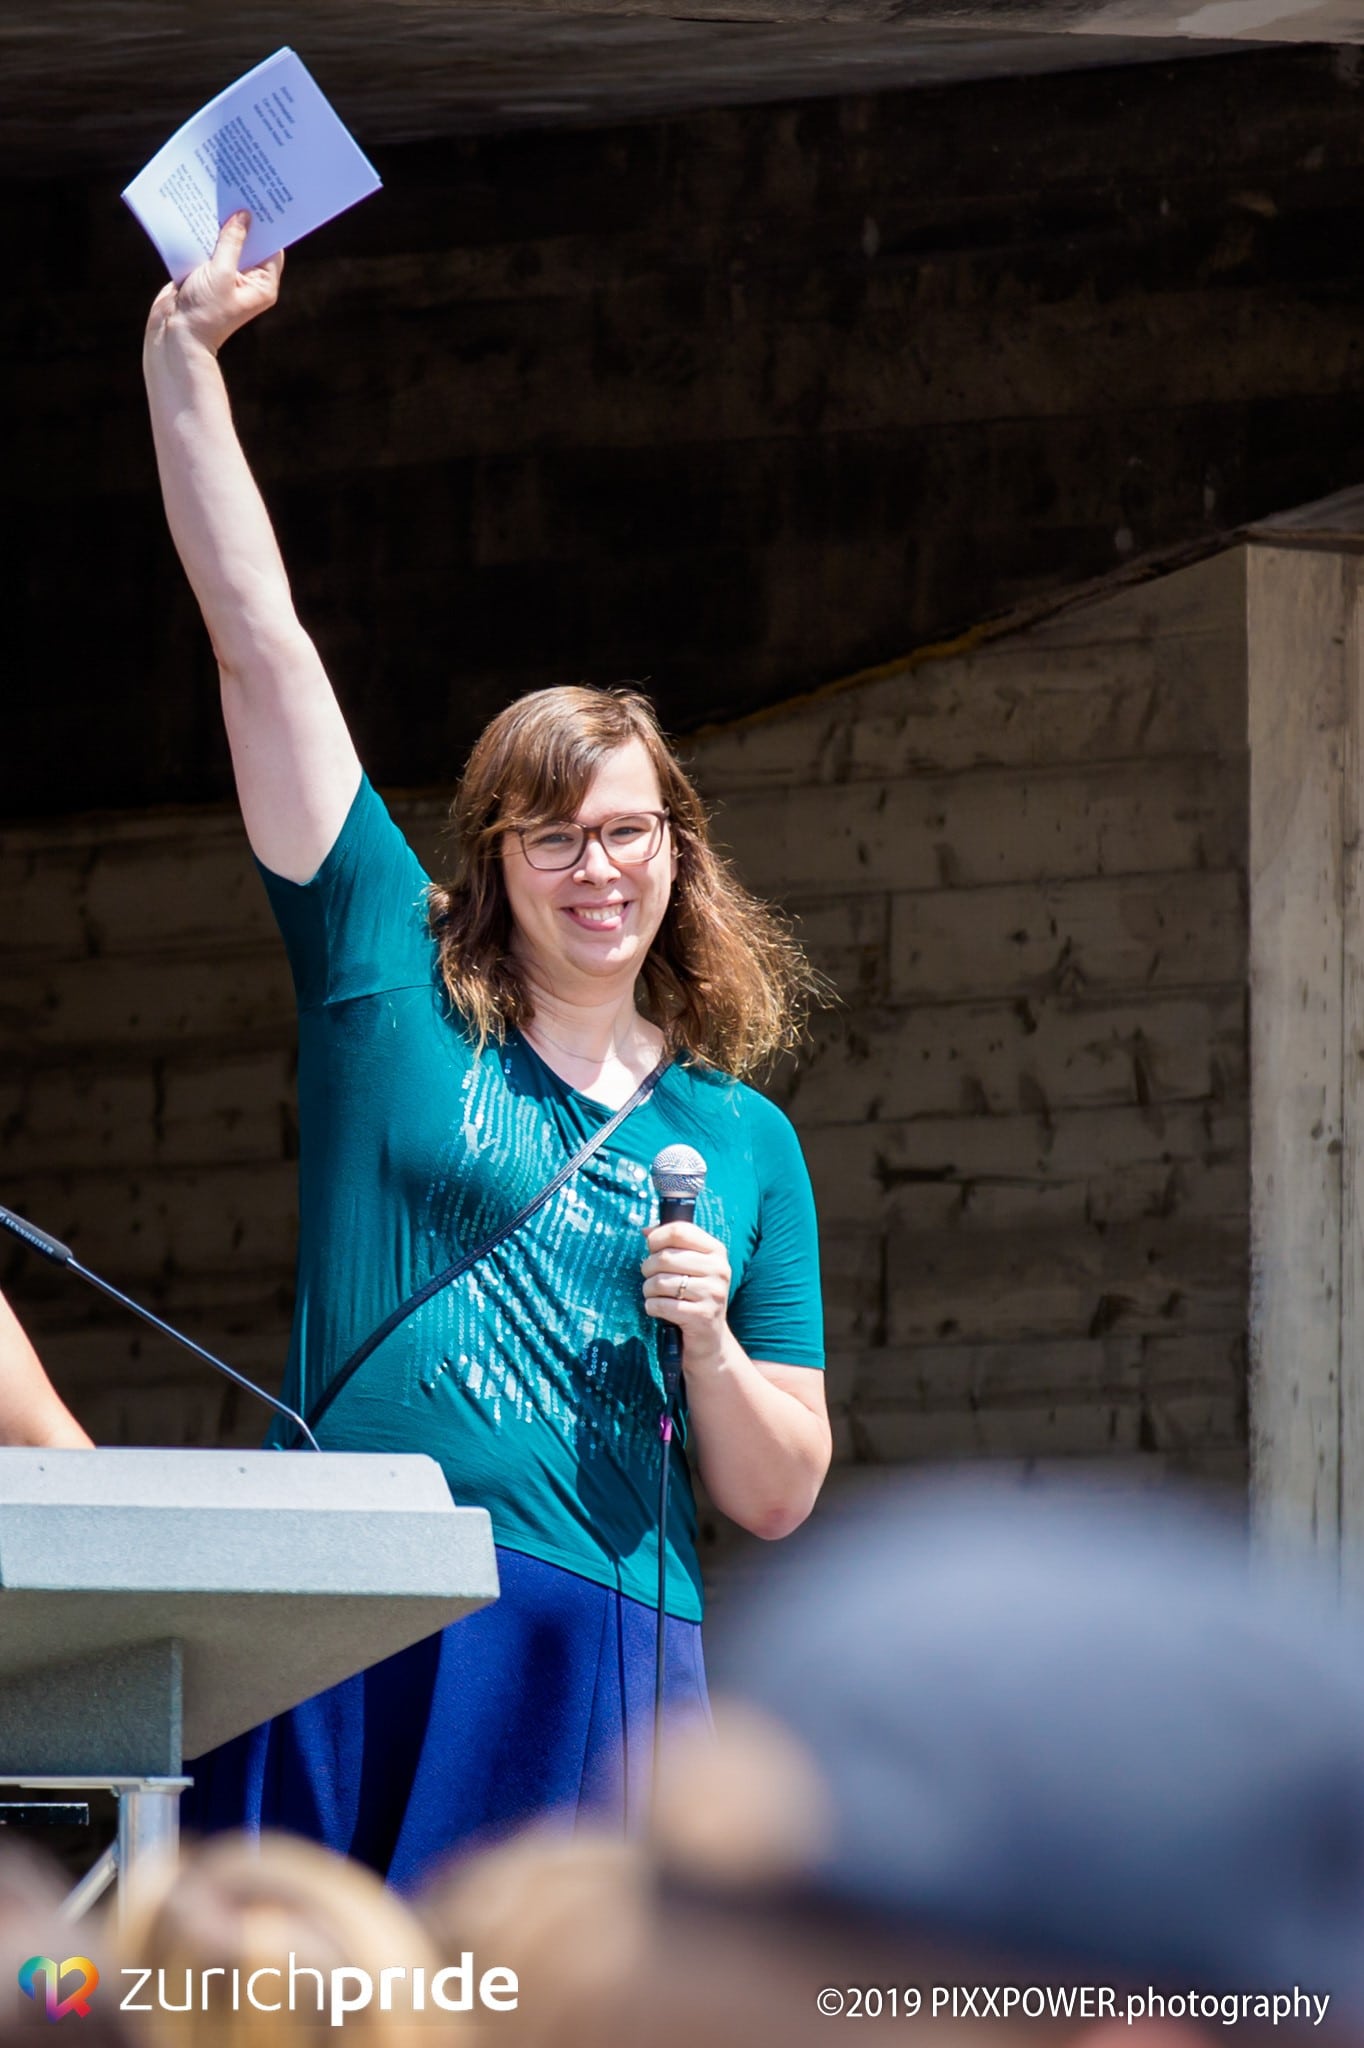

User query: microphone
[649,1145,708,1398]
[0,1203,321,1452]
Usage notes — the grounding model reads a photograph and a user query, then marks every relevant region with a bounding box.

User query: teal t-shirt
[258,775,825,1621]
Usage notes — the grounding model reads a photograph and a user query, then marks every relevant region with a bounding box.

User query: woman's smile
[563,900,629,931]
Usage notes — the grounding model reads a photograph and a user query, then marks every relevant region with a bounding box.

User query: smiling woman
[431,688,817,1083]
[142,213,833,1885]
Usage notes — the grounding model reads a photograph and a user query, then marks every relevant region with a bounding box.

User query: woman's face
[501,737,677,1002]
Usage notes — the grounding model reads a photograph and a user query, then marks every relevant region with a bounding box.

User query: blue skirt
[182,1547,711,1891]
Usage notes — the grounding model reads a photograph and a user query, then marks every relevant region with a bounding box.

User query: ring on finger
[677,1277,689,1300]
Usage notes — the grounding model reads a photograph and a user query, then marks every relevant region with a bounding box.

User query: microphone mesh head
[650,1144,708,1200]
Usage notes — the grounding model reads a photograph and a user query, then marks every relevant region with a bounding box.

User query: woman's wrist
[144,303,223,379]
[680,1320,739,1379]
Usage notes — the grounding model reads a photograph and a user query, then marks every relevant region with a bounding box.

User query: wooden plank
[38,267,1364,494]
[827,1337,1145,1411]
[809,1159,1246,1237]
[1247,544,1348,1568]
[885,1218,1246,1346]
[63,285,1359,474]
[0,1067,158,1174]
[817,1229,883,1347]
[848,1401,1145,1462]
[0,853,90,959]
[37,1319,289,1408]
[73,1380,252,1452]
[0,956,296,1053]
[828,1332,1245,1465]
[10,1272,296,1343]
[692,633,1243,786]
[844,1393,1246,1465]
[0,805,245,857]
[0,1050,298,1174]
[1141,1330,1245,1395]
[826,1330,1243,1413]
[888,869,1245,1005]
[689,551,1247,789]
[1146,1391,1244,1456]
[801,1104,1246,1232]
[777,990,1245,1125]
[710,755,1246,896]
[0,836,272,962]
[1169,1442,1249,1486]
[11,1281,294,1445]
[0,1162,300,1285]
[787,893,889,1002]
[0,792,448,960]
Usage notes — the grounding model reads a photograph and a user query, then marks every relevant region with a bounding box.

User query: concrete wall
[0,547,1249,1583]
[687,550,1249,1566]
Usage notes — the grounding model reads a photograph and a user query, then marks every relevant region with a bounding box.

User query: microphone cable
[648,1144,708,1827]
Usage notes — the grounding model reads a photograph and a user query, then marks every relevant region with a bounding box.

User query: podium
[0,1448,499,1917]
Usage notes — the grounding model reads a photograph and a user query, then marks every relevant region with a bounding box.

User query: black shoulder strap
[295,1055,670,1443]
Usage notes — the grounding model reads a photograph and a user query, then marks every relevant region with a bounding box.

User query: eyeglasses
[512,811,669,872]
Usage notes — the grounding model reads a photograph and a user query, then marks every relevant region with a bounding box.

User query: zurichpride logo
[17,1957,99,2022]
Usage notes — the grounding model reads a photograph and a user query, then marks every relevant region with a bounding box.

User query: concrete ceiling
[4,0,1360,173]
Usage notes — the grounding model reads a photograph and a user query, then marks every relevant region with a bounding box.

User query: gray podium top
[0,1449,499,1775]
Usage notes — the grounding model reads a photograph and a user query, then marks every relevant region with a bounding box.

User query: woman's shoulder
[666,1059,804,1154]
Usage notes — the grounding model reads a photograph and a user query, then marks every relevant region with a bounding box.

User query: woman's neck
[518,985,663,1096]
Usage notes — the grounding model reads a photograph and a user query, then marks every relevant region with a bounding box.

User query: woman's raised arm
[142,211,361,881]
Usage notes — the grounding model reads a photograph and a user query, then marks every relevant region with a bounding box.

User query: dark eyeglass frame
[511,810,671,872]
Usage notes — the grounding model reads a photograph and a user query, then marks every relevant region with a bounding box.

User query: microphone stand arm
[0,1204,320,1453]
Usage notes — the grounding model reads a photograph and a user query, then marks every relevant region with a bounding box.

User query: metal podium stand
[0,1448,499,1922]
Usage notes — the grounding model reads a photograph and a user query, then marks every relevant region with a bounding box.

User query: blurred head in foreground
[627,1481,1364,2044]
[116,1831,444,2047]
[421,1828,650,2048]
[0,1843,127,2048]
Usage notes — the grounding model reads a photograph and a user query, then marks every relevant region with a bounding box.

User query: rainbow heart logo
[17,1957,99,2021]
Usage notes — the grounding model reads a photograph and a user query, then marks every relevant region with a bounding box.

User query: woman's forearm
[0,1293,93,1449]
[140,219,362,880]
[683,1337,831,1542]
[142,317,302,677]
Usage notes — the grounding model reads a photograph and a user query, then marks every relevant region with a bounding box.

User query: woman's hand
[144,210,284,360]
[641,1220,732,1370]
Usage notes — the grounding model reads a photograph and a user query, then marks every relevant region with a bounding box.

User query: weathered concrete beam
[1245,514,1364,1587]
[0,0,1284,173]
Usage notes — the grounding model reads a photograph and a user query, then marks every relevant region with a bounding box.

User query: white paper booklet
[122,48,381,283]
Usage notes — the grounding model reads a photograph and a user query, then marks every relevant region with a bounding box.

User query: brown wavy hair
[427,686,820,1077]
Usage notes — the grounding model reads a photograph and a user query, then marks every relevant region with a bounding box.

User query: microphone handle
[656,1193,695,1393]
[0,1203,321,1452]
[0,1204,73,1266]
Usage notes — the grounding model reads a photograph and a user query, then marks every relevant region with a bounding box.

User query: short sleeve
[727,1094,825,1371]
[255,775,436,1011]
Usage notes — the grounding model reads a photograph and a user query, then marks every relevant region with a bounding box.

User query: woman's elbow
[745,1460,831,1543]
[751,1500,815,1542]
